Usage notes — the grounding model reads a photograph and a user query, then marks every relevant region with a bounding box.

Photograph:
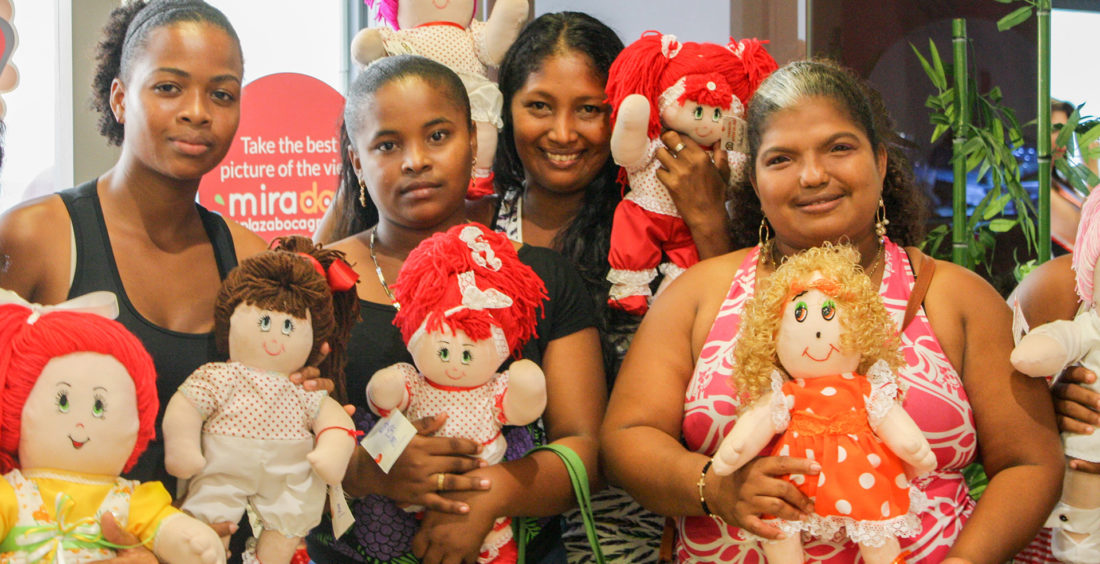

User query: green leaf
[983,193,1010,219]
[932,123,950,143]
[929,38,947,89]
[997,5,1033,31]
[1055,106,1081,149]
[1079,122,1100,148]
[988,218,1016,232]
[911,43,945,91]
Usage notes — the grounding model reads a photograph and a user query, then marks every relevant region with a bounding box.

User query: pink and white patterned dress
[679,239,976,562]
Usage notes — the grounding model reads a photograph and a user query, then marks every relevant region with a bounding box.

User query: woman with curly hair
[601,59,1063,563]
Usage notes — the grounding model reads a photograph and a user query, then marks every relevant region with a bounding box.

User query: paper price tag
[329,484,354,538]
[721,116,749,154]
[361,410,417,474]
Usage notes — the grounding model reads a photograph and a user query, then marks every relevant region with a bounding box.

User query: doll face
[408,321,506,388]
[661,99,728,147]
[19,352,139,476]
[397,0,475,28]
[775,274,861,378]
[228,303,314,374]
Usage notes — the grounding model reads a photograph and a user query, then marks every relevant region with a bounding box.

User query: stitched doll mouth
[69,434,89,449]
[263,341,285,356]
[802,344,839,362]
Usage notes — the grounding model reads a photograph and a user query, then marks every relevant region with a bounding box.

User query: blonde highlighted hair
[732,244,903,407]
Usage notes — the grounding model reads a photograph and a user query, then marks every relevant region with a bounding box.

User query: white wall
[1052,8,1100,115]
[534,0,731,45]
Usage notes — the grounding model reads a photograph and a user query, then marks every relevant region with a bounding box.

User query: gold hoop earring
[758,217,771,247]
[358,179,368,208]
[875,198,889,241]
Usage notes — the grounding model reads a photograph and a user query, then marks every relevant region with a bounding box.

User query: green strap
[516,444,604,564]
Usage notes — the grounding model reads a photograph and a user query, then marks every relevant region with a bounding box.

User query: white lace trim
[626,190,681,217]
[658,262,686,281]
[769,370,791,431]
[657,78,687,115]
[608,268,657,300]
[742,486,928,548]
[866,360,900,429]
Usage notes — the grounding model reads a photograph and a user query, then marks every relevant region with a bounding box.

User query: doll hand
[715,456,819,540]
[164,446,206,480]
[712,435,752,476]
[501,359,546,426]
[152,514,226,564]
[308,442,354,486]
[412,495,498,564]
[1011,333,1069,377]
[98,512,158,564]
[350,28,385,67]
[906,440,937,477]
[367,365,408,413]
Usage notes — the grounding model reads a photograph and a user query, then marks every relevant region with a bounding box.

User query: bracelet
[697,458,719,520]
[316,426,365,442]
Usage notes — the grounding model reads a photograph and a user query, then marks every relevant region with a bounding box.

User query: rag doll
[0,290,225,563]
[604,32,778,314]
[712,244,935,564]
[366,223,548,563]
[1011,187,1100,563]
[162,236,361,564]
[352,0,529,198]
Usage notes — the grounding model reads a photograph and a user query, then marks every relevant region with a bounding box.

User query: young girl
[305,54,605,563]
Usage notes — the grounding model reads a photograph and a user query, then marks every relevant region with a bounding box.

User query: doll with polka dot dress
[604,32,777,314]
[712,244,935,564]
[161,236,361,564]
[366,223,548,563]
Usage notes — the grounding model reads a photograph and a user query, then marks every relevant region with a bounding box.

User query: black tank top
[59,180,238,486]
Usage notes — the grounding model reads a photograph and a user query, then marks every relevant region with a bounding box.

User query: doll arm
[350,27,387,68]
[152,513,226,564]
[872,405,937,476]
[479,0,528,66]
[1011,314,1096,377]
[611,95,654,170]
[712,391,782,476]
[500,359,547,426]
[366,362,415,415]
[307,396,359,486]
[162,392,207,479]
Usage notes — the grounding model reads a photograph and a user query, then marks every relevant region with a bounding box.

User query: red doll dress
[765,360,926,546]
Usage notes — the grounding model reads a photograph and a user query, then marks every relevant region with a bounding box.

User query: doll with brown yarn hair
[712,244,935,564]
[162,236,361,564]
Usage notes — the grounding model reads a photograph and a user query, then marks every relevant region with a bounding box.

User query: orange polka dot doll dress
[712,244,936,563]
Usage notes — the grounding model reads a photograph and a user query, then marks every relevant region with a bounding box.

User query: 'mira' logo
[228,182,334,217]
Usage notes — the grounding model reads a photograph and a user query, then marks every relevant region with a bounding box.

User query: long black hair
[494,12,632,382]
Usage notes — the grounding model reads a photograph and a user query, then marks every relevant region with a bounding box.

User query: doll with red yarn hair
[366,223,548,563]
[0,291,225,563]
[605,32,777,314]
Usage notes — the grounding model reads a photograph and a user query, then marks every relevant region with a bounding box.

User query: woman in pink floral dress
[601,59,1063,563]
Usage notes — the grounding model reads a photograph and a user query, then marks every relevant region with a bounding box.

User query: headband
[0,289,120,325]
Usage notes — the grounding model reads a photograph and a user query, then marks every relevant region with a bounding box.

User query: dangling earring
[875,198,889,242]
[359,179,368,208]
[758,217,771,247]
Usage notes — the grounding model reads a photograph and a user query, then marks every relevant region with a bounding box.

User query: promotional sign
[198,73,345,241]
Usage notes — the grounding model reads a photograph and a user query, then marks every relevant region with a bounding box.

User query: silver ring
[671,142,686,155]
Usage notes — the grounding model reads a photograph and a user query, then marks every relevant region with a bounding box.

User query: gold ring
[436,472,446,492]
[672,142,686,155]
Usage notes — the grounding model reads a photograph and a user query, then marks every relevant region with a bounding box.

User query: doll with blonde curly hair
[712,244,936,564]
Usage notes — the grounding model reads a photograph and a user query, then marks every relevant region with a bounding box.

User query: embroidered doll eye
[258,314,272,332]
[821,300,836,321]
[794,301,808,323]
[438,347,451,362]
[92,395,106,419]
[56,390,70,413]
[693,106,704,120]
[712,108,722,122]
[461,350,473,365]
[281,318,295,336]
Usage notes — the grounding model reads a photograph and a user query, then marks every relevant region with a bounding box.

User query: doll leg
[252,530,301,564]
[469,120,498,199]
[252,438,327,556]
[1048,467,1100,563]
[761,535,804,564]
[608,201,663,314]
[857,536,903,564]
